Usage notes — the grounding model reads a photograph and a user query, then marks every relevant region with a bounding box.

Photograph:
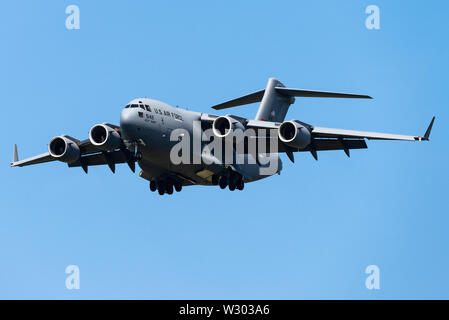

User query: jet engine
[278,121,311,149]
[212,116,245,138]
[48,136,80,163]
[89,124,122,150]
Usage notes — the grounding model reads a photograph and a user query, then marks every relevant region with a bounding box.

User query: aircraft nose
[120,108,137,139]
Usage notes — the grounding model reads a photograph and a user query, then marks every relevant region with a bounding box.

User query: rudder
[255,78,295,122]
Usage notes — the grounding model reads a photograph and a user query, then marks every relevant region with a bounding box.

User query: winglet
[423,116,435,141]
[11,144,19,166]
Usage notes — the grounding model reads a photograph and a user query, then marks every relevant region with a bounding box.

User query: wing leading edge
[242,116,435,160]
[10,138,99,168]
[10,123,137,173]
[10,148,54,167]
[312,116,435,141]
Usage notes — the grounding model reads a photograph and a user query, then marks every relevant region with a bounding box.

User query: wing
[250,116,434,160]
[200,113,434,160]
[11,123,137,173]
[312,126,425,141]
[11,151,54,167]
[246,117,434,141]
[67,149,135,173]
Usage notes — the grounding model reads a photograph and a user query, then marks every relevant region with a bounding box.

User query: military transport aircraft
[11,78,434,195]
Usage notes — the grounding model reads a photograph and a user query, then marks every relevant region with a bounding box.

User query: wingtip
[12,144,18,164]
[423,116,435,141]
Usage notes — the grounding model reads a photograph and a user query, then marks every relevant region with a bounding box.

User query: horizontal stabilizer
[275,87,372,99]
[211,86,372,110]
[212,90,265,110]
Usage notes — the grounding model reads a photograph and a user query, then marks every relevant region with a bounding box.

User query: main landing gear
[211,170,244,191]
[150,179,182,196]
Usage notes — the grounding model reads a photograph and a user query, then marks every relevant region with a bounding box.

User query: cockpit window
[145,105,151,112]
[130,104,138,108]
[125,104,130,108]
[139,104,145,110]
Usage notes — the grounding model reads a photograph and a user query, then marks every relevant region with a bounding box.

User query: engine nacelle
[212,116,245,139]
[48,136,80,163]
[278,121,311,149]
[89,124,121,150]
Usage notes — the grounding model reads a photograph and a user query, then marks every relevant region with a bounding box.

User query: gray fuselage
[119,98,282,186]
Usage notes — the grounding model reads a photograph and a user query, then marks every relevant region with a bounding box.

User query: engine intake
[48,136,80,163]
[212,116,245,138]
[89,124,121,150]
[278,121,311,149]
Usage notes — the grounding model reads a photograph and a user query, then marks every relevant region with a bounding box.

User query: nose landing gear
[134,152,142,161]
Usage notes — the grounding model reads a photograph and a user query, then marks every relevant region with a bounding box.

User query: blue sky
[1,0,448,299]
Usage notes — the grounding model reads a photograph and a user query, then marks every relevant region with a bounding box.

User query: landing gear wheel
[174,182,182,192]
[134,152,142,161]
[219,176,228,189]
[237,180,244,191]
[157,182,166,195]
[150,181,157,192]
[211,174,219,186]
[166,184,174,195]
[229,182,236,191]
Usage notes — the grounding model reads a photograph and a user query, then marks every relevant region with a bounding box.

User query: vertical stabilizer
[255,78,295,122]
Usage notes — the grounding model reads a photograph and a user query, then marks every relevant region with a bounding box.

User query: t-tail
[211,77,372,122]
